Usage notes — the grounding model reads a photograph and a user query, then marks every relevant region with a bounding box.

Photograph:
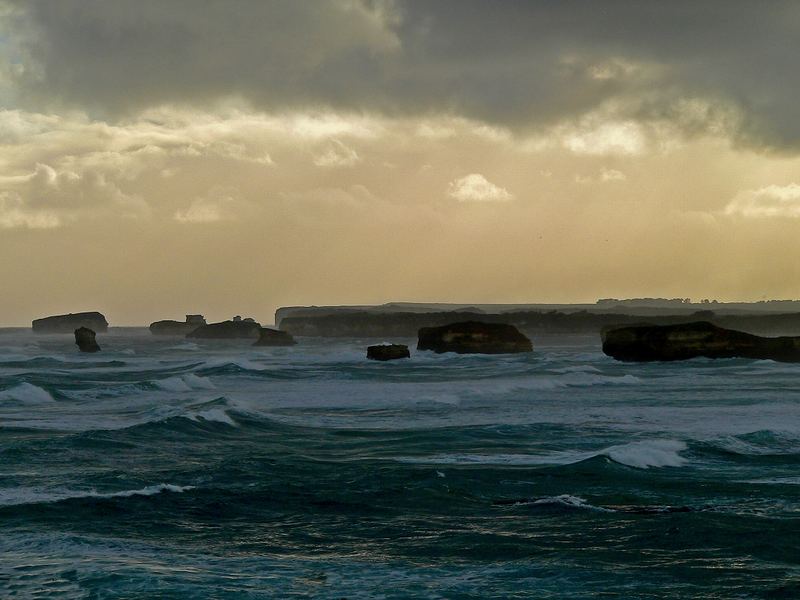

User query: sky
[2,1,800,325]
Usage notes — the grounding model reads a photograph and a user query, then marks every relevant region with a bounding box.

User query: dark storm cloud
[5,0,800,150]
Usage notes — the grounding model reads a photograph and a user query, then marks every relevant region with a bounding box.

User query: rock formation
[367,344,411,361]
[602,321,800,362]
[149,314,207,336]
[187,319,262,339]
[277,305,800,337]
[33,312,108,334]
[74,327,100,352]
[417,321,533,354]
[253,327,297,346]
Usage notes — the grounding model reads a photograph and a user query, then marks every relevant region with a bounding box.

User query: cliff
[279,309,800,338]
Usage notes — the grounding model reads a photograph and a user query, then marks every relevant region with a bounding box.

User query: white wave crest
[198,358,265,371]
[395,439,687,469]
[0,483,194,507]
[712,431,800,456]
[0,383,56,405]
[606,439,687,469]
[530,494,613,512]
[739,477,800,485]
[154,374,215,392]
[488,372,640,394]
[185,408,238,426]
[166,342,199,351]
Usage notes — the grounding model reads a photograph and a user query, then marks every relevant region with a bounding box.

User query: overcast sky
[2,1,800,325]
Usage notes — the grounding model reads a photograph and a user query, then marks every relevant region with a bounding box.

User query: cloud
[3,1,800,151]
[562,121,646,156]
[0,191,60,229]
[448,174,513,202]
[174,187,243,223]
[574,168,627,184]
[600,168,627,182]
[313,139,360,167]
[175,199,222,223]
[0,160,148,224]
[174,199,222,223]
[725,184,800,218]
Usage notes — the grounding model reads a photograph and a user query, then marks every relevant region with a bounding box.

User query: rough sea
[1,328,799,599]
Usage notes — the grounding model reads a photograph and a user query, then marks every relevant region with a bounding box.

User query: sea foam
[0,483,195,507]
[154,374,215,392]
[395,439,687,469]
[605,439,688,468]
[530,495,614,512]
[0,383,56,405]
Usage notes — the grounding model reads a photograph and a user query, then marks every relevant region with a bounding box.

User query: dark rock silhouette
[367,344,410,361]
[278,305,800,338]
[74,327,100,352]
[253,327,297,346]
[417,321,533,354]
[33,312,108,333]
[187,319,261,339]
[149,314,206,336]
[602,321,800,362]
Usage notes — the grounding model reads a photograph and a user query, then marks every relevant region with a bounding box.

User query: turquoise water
[1,329,799,598]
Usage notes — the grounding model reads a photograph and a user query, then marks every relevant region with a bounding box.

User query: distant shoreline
[7,300,800,330]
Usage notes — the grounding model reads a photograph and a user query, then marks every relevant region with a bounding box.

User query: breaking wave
[0,383,56,406]
[0,483,195,508]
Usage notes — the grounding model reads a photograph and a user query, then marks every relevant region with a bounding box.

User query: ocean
[1,328,799,598]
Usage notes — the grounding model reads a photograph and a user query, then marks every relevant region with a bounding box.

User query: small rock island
[149,314,207,336]
[187,316,262,339]
[74,327,100,353]
[602,321,800,362]
[367,344,411,361]
[33,312,109,334]
[417,321,533,354]
[253,327,297,346]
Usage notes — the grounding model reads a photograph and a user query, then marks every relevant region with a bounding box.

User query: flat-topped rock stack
[150,314,207,336]
[367,344,411,361]
[33,312,108,334]
[418,321,533,354]
[187,317,262,339]
[602,321,800,362]
[253,327,297,346]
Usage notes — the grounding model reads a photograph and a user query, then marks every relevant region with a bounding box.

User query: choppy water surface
[1,328,799,598]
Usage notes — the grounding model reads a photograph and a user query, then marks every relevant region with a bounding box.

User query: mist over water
[1,329,799,598]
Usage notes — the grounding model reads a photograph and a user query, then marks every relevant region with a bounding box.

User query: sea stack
[33,312,108,334]
[367,344,411,361]
[187,318,262,339]
[602,321,800,362]
[74,327,100,353]
[253,327,297,346]
[417,321,533,354]
[149,314,207,336]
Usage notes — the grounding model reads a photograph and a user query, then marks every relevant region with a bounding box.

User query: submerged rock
[602,321,800,362]
[149,314,207,336]
[417,321,533,354]
[253,327,297,346]
[187,319,261,339]
[367,344,410,361]
[33,312,108,334]
[74,327,100,353]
